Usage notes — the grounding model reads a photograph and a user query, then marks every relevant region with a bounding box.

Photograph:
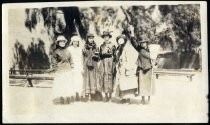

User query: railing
[9,68,201,83]
[9,74,54,80]
[153,68,201,81]
[9,69,54,74]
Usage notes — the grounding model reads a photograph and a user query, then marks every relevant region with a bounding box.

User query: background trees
[10,4,201,70]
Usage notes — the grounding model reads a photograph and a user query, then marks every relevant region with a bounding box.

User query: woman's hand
[128,25,135,37]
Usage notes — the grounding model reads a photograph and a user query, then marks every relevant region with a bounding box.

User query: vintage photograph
[2,1,208,123]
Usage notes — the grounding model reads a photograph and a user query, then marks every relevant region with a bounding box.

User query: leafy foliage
[13,5,201,70]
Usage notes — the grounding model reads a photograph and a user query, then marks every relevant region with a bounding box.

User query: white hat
[56,35,67,44]
[70,35,81,42]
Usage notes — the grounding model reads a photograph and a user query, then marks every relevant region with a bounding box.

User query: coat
[99,41,117,93]
[114,40,139,97]
[82,42,100,95]
[130,37,154,96]
[130,37,152,71]
[51,46,74,99]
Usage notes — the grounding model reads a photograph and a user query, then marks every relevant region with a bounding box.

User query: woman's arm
[68,52,74,68]
[82,47,89,57]
[51,53,58,72]
[130,37,141,52]
[92,46,101,62]
[140,49,151,59]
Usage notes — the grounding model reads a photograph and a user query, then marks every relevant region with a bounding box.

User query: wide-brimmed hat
[139,38,149,43]
[139,35,149,43]
[116,35,127,44]
[56,35,67,44]
[87,33,95,38]
[71,35,81,42]
[101,31,112,38]
[70,35,81,46]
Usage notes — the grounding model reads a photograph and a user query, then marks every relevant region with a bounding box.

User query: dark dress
[130,37,155,96]
[82,42,100,95]
[99,41,117,93]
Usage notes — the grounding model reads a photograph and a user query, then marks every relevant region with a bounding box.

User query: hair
[86,36,94,43]
[85,40,96,50]
[70,35,81,47]
[56,41,68,49]
[71,40,80,47]
[140,42,149,50]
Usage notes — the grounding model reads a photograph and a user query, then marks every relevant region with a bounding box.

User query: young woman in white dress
[68,35,84,102]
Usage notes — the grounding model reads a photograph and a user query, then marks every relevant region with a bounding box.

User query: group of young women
[51,27,156,105]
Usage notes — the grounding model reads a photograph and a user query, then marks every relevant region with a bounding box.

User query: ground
[3,72,208,123]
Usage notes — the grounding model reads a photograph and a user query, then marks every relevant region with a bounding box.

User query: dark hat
[139,35,149,43]
[87,33,95,38]
[101,31,112,38]
[116,35,127,44]
[139,38,149,43]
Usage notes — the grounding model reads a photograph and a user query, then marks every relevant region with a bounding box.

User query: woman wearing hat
[51,35,74,105]
[82,33,100,101]
[68,35,84,102]
[99,31,117,102]
[129,28,155,105]
[112,34,139,104]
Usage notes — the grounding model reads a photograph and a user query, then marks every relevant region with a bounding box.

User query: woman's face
[58,40,66,47]
[118,38,125,45]
[140,42,147,48]
[72,41,79,47]
[104,35,110,42]
[88,37,94,43]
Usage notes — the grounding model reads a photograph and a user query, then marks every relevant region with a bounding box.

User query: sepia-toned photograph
[2,1,208,123]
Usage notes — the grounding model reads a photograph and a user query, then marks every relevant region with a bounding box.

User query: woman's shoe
[53,97,60,105]
[75,93,80,101]
[67,97,71,104]
[60,96,65,105]
[121,98,127,104]
[141,99,146,105]
[71,96,75,103]
[126,98,131,104]
[103,96,108,102]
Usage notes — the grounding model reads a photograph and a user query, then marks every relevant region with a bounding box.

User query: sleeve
[130,37,141,52]
[112,45,117,62]
[112,45,117,55]
[140,49,151,59]
[115,45,123,63]
[95,46,100,53]
[51,53,58,71]
[68,52,74,68]
[99,45,103,58]
[82,47,88,57]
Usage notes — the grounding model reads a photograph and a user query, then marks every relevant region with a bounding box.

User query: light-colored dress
[116,41,138,91]
[51,47,74,99]
[114,41,139,97]
[68,46,84,95]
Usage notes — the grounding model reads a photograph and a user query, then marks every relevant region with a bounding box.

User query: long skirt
[51,70,74,99]
[73,70,84,96]
[83,67,97,95]
[113,70,138,97]
[138,68,155,96]
[98,58,115,93]
[51,69,83,100]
